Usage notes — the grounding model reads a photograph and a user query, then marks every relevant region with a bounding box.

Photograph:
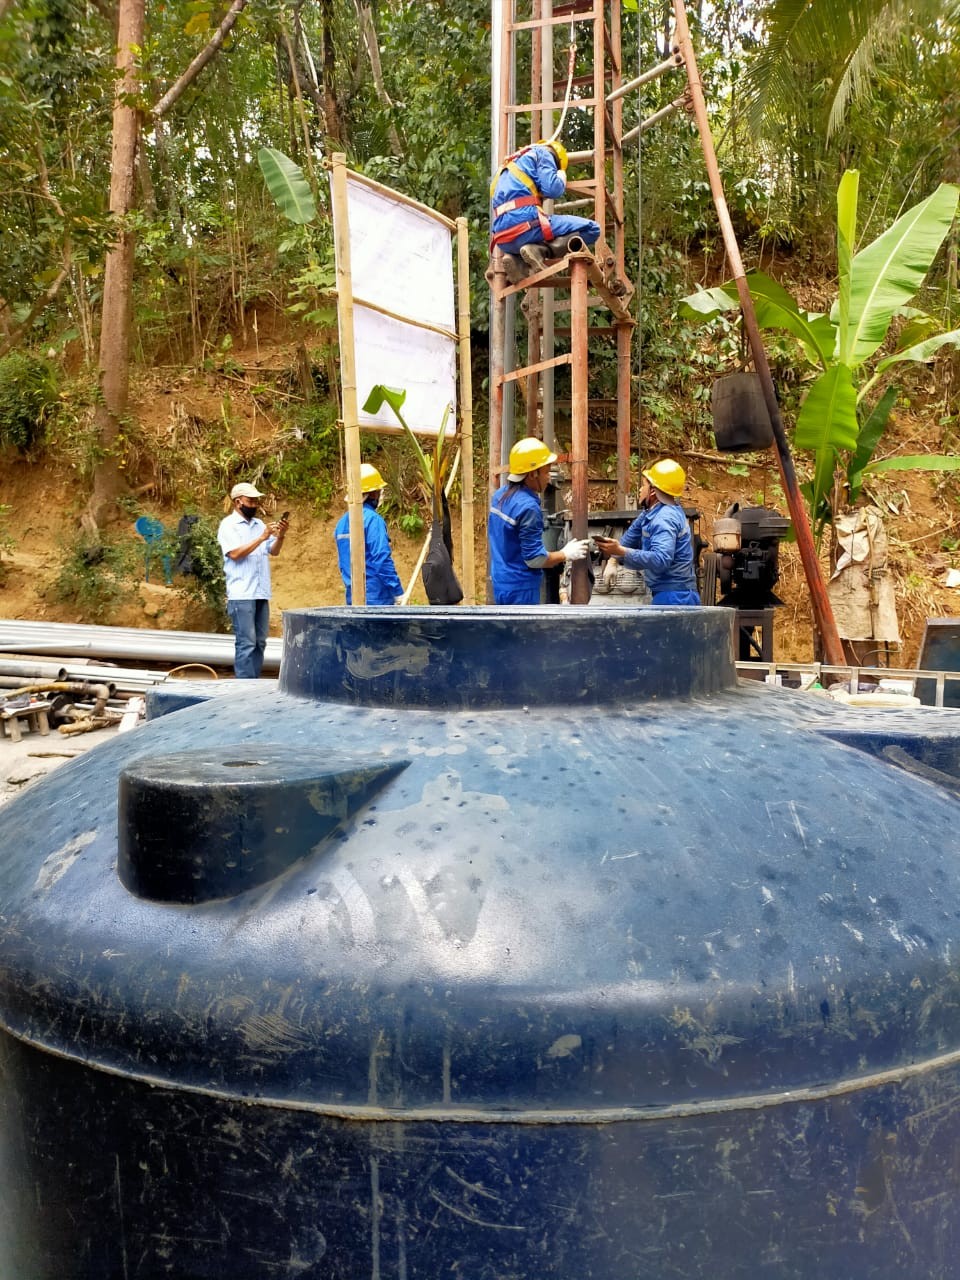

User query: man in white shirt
[216,482,289,678]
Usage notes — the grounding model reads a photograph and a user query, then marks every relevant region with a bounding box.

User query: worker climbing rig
[487,0,844,660]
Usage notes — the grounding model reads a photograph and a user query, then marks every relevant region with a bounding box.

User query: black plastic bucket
[711,371,774,451]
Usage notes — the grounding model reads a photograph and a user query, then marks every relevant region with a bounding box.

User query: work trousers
[652,589,701,606]
[227,598,270,679]
[494,584,542,605]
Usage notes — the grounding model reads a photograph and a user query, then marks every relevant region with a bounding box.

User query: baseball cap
[230,482,263,500]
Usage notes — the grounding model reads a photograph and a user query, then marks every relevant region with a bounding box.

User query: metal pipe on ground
[0,659,166,684]
[0,665,165,695]
[2,682,115,708]
[0,621,281,673]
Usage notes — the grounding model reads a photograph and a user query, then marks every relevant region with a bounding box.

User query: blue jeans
[227,598,270,678]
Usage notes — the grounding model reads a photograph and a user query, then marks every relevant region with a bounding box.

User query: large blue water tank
[1,606,960,1278]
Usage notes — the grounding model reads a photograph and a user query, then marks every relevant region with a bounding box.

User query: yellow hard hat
[642,459,686,498]
[539,139,568,171]
[360,463,386,494]
[508,437,558,479]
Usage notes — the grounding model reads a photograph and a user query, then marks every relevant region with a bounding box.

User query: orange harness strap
[493,193,541,218]
[489,206,554,253]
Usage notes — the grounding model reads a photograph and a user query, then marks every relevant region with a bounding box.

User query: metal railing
[735,661,960,709]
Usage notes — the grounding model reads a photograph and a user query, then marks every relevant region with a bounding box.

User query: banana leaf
[871,328,960,379]
[864,455,960,475]
[678,283,740,317]
[835,170,858,366]
[795,364,858,517]
[847,385,898,502]
[257,147,317,225]
[679,272,834,366]
[839,182,960,368]
[362,385,453,518]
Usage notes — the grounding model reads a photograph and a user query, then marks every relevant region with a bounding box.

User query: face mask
[239,503,258,520]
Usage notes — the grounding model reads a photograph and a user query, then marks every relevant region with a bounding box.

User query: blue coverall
[620,502,700,605]
[488,482,551,605]
[334,499,404,605]
[490,144,600,255]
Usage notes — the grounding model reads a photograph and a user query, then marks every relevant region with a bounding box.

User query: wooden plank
[498,353,573,385]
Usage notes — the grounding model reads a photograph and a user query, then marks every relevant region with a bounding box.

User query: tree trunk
[84,0,250,534]
[355,3,403,157]
[319,0,345,148]
[83,0,145,536]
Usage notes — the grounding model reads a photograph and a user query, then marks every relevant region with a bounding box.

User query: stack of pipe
[0,679,137,735]
[0,660,169,693]
[0,620,282,672]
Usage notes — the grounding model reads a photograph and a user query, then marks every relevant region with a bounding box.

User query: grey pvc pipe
[0,621,282,673]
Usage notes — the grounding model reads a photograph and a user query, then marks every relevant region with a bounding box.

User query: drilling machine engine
[706,503,791,660]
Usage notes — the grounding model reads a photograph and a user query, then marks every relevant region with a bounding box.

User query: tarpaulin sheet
[334,173,456,436]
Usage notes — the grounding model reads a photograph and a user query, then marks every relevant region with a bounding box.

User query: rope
[544,21,576,144]
[635,26,644,473]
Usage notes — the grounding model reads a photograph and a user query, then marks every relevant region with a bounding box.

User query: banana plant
[361,385,455,523]
[681,171,960,535]
[362,385,462,606]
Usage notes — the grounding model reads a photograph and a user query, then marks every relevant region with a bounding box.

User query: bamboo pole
[331,153,366,606]
[671,0,844,665]
[456,218,477,605]
[569,258,590,604]
[340,168,457,231]
[350,296,458,342]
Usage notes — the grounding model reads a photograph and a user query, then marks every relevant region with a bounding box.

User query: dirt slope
[2,355,959,667]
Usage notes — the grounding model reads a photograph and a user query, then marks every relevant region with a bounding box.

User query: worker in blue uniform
[595,460,701,605]
[488,437,589,605]
[334,463,404,605]
[490,139,600,273]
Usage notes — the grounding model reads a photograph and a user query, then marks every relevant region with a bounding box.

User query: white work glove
[394,596,404,605]
[562,538,589,563]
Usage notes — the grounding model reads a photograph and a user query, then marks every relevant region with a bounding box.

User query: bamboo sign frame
[330,154,475,605]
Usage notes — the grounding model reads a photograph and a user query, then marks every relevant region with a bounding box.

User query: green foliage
[48,537,139,621]
[680,170,960,534]
[634,249,742,440]
[262,402,341,509]
[397,510,426,537]
[0,504,14,584]
[170,514,230,632]
[0,353,59,453]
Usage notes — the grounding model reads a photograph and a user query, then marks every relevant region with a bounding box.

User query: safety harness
[489,152,555,250]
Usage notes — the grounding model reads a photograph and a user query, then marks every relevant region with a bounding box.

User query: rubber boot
[502,253,529,285]
[519,242,548,271]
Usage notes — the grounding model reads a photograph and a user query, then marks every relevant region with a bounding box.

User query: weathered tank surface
[1,606,960,1278]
